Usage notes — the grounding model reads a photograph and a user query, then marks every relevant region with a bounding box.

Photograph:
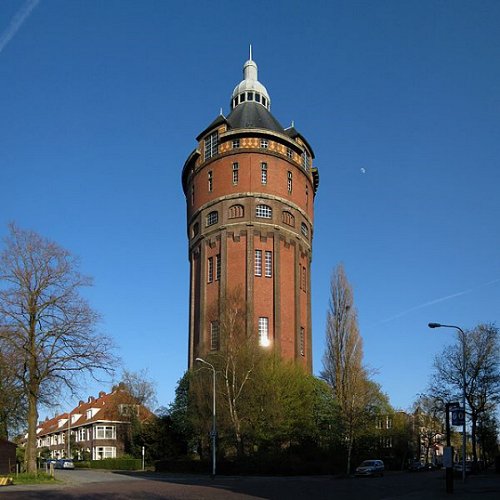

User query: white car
[355,459,385,477]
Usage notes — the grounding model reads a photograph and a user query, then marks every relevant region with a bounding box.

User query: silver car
[355,459,385,477]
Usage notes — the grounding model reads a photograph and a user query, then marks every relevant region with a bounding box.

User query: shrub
[74,458,142,470]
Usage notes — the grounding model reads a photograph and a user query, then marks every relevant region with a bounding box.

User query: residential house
[34,384,153,460]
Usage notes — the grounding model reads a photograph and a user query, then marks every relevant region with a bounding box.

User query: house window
[287,148,293,159]
[300,327,305,356]
[261,162,267,184]
[95,446,116,460]
[208,170,213,192]
[216,254,221,281]
[287,171,292,193]
[256,204,272,219]
[258,317,270,347]
[206,211,218,226]
[301,222,309,238]
[204,131,218,160]
[232,138,240,149]
[232,162,239,184]
[95,425,116,440]
[210,321,219,351]
[260,138,268,149]
[207,257,214,283]
[255,250,262,276]
[77,428,87,442]
[381,437,393,448]
[228,204,244,219]
[265,251,272,277]
[282,211,295,227]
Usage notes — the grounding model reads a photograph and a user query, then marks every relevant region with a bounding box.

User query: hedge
[74,458,142,470]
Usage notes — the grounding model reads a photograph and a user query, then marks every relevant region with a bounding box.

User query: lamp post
[195,357,216,478]
[428,322,467,483]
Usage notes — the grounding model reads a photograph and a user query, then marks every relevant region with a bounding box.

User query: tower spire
[249,44,252,61]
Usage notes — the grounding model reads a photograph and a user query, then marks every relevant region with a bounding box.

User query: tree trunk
[471,412,478,464]
[25,390,39,473]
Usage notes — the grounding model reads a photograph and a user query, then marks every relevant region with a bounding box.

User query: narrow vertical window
[306,184,309,207]
[287,147,293,159]
[302,150,310,171]
[191,185,195,206]
[208,170,213,192]
[300,327,305,356]
[232,162,239,184]
[207,257,213,283]
[261,162,267,185]
[232,138,240,149]
[215,254,221,281]
[204,132,218,160]
[258,317,270,346]
[210,321,219,351]
[255,250,262,276]
[265,251,272,278]
[260,138,268,149]
[302,266,307,291]
[287,171,292,193]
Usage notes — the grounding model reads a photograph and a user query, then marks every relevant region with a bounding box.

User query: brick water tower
[182,52,319,372]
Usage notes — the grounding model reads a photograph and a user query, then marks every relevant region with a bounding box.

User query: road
[1,469,499,499]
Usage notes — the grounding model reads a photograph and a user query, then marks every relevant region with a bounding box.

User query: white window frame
[301,222,309,238]
[261,162,267,184]
[258,317,270,347]
[208,170,213,192]
[232,162,239,184]
[260,138,268,149]
[210,321,219,351]
[265,251,272,278]
[94,446,116,460]
[215,254,221,281]
[287,171,292,193]
[95,425,116,440]
[255,250,262,276]
[207,256,214,283]
[204,131,218,160]
[232,138,240,149]
[206,211,218,226]
[256,205,272,219]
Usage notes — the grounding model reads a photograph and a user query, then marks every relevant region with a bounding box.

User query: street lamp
[195,357,216,478]
[428,322,467,483]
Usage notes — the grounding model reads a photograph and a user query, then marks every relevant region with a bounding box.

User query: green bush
[74,458,142,470]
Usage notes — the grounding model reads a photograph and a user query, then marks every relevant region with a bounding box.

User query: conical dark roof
[226,102,284,133]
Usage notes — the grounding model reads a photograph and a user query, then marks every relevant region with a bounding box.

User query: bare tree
[412,395,444,464]
[119,368,157,410]
[0,224,117,473]
[321,264,376,474]
[429,323,500,464]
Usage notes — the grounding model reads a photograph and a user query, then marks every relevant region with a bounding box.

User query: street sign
[452,408,465,426]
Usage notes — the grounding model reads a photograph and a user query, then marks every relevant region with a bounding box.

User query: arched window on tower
[301,222,309,238]
[282,211,295,227]
[228,204,244,219]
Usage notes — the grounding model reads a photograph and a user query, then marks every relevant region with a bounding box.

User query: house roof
[36,385,153,437]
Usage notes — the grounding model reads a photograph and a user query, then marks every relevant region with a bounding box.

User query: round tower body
[182,56,319,372]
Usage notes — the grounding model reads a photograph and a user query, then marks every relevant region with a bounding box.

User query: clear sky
[1,0,499,415]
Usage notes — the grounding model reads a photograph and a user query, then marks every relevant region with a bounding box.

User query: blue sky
[1,0,499,414]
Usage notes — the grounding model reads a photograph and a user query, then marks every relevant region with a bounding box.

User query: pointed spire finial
[249,44,252,61]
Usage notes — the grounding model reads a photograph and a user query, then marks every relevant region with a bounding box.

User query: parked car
[54,459,75,470]
[355,459,385,477]
[41,458,57,468]
[408,461,425,472]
